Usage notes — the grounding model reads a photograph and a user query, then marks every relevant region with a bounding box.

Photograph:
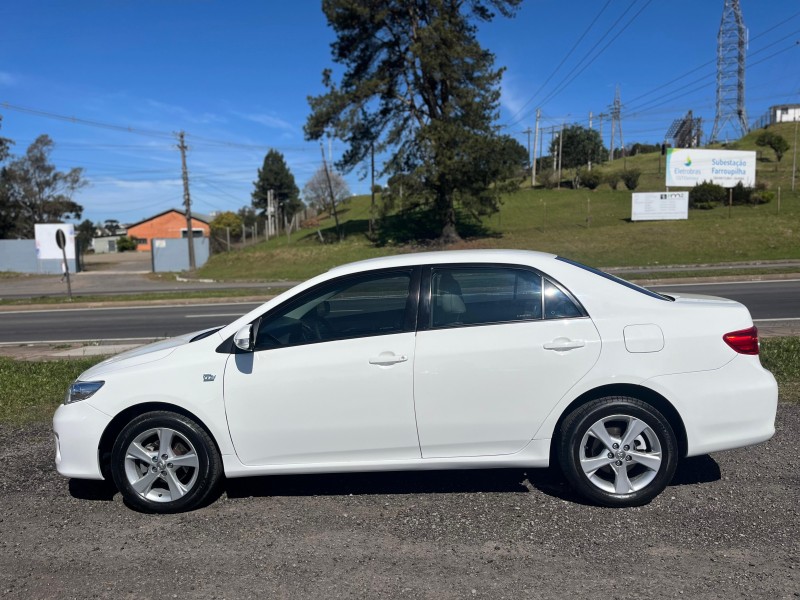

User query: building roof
[127,208,212,229]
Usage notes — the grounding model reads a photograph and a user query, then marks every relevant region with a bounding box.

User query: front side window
[254,271,412,350]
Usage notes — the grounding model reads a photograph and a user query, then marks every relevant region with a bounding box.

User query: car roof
[327,249,557,276]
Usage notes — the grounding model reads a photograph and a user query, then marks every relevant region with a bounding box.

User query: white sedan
[54,250,778,512]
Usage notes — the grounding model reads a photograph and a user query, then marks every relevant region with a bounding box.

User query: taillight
[723,326,759,355]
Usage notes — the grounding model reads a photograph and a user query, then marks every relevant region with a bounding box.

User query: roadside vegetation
[2,336,798,425]
[195,121,799,282]
[0,287,286,307]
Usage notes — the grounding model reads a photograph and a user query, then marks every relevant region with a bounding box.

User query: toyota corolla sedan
[54,250,777,512]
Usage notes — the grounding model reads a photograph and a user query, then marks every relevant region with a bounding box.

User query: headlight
[65,381,105,405]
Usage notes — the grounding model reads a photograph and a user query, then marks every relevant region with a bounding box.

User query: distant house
[92,235,123,254]
[126,209,211,252]
[770,104,800,124]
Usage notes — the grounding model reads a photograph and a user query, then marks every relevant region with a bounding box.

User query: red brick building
[126,209,211,252]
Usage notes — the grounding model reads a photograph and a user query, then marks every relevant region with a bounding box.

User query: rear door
[413,265,601,458]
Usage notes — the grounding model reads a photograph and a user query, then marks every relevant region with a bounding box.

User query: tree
[1,135,86,238]
[251,149,302,225]
[210,211,243,239]
[237,206,257,229]
[304,166,351,216]
[75,219,96,255]
[756,131,790,169]
[0,116,16,238]
[305,0,523,243]
[549,125,608,170]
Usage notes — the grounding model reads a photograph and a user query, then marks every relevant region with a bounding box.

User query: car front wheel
[111,411,222,513]
[558,397,678,507]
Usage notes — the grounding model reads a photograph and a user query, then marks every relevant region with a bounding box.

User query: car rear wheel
[558,397,678,507]
[111,411,222,513]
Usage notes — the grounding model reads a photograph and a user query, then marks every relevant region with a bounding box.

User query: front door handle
[543,338,586,351]
[369,352,408,366]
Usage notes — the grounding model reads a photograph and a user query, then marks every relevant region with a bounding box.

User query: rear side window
[430,267,585,328]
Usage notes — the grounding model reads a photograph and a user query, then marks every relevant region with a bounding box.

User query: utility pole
[177,131,196,271]
[370,143,376,236]
[532,108,540,187]
[523,127,532,186]
[792,117,798,192]
[588,111,593,171]
[557,122,564,188]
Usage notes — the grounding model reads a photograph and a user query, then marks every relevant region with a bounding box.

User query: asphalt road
[0,280,798,344]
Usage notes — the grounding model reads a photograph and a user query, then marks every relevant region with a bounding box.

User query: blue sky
[1,0,798,226]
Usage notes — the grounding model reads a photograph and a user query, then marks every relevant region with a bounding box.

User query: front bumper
[645,355,778,457]
[53,401,111,480]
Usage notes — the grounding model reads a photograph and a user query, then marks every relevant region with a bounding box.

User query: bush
[541,171,560,189]
[116,236,138,252]
[689,181,726,208]
[578,169,603,190]
[605,171,621,190]
[621,169,641,191]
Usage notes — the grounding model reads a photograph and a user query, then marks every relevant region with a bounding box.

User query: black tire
[111,411,222,513]
[557,396,678,507]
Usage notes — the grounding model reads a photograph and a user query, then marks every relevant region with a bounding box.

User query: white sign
[34,224,76,260]
[631,192,689,221]
[666,148,756,188]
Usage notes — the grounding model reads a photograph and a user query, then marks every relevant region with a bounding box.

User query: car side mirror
[233,324,254,351]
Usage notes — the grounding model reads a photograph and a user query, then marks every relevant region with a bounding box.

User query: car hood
[78,328,214,380]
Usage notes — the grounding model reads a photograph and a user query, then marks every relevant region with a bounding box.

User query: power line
[502,0,612,127]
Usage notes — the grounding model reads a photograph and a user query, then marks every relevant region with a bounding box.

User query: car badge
[203,374,216,382]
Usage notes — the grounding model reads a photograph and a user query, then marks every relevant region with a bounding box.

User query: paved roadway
[0,279,798,344]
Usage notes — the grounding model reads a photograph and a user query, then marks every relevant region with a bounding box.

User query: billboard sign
[665,148,756,188]
[631,192,689,221]
[34,224,75,260]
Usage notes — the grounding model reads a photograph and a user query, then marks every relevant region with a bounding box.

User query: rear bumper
[53,401,111,480]
[645,355,778,457]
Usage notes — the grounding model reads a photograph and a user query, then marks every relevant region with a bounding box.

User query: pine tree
[305,0,522,243]
[252,149,302,225]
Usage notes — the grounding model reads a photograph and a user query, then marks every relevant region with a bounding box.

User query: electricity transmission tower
[710,0,749,142]
[609,86,623,161]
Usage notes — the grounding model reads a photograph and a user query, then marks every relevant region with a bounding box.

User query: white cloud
[233,111,295,132]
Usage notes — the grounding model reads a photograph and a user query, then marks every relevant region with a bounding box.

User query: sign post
[55,229,73,301]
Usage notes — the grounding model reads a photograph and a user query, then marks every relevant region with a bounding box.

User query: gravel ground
[1,405,798,600]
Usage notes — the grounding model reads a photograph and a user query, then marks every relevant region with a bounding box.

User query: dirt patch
[1,406,798,599]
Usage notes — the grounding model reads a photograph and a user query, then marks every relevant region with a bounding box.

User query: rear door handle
[543,338,586,351]
[369,352,408,366]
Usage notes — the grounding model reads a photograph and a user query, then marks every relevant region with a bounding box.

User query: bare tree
[303,166,350,214]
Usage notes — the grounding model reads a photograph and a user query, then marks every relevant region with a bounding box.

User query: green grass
[0,287,287,306]
[761,337,800,405]
[1,336,796,425]
[0,356,102,424]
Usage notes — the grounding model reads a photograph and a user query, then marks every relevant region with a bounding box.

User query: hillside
[198,124,799,282]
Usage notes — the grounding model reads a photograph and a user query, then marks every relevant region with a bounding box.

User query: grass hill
[198,124,800,282]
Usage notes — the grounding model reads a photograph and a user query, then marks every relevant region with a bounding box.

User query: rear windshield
[556,257,673,302]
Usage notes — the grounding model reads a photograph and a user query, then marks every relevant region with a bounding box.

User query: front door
[224,269,421,466]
